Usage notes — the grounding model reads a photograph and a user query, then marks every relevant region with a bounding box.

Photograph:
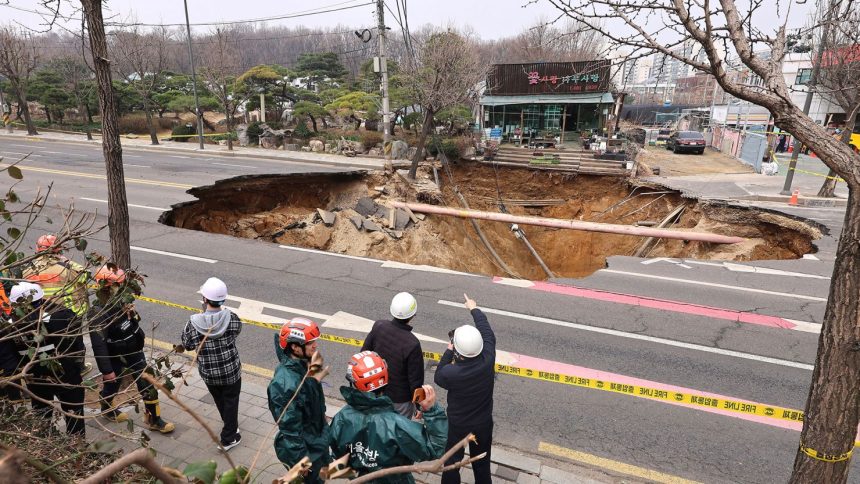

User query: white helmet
[9,282,44,303]
[200,277,228,302]
[453,325,483,358]
[389,292,417,320]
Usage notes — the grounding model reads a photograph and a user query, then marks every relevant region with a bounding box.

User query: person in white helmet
[434,293,496,484]
[360,291,424,418]
[179,277,243,451]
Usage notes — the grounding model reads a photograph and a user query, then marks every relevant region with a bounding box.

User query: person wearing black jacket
[9,282,86,436]
[360,291,424,418]
[434,294,496,484]
[90,265,174,433]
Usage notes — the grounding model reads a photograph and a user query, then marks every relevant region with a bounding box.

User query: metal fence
[707,126,770,173]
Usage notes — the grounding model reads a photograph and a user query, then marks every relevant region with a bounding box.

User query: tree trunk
[81,0,131,269]
[85,104,94,124]
[16,90,36,135]
[308,115,318,132]
[225,105,234,151]
[44,107,52,125]
[817,112,858,198]
[408,108,434,179]
[79,101,93,141]
[142,98,158,145]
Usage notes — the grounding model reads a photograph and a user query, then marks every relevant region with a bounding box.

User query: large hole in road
[159,163,822,280]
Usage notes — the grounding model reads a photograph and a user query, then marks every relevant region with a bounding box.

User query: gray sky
[2,0,815,40]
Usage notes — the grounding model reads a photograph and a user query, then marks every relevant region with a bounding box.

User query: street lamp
[182,0,204,150]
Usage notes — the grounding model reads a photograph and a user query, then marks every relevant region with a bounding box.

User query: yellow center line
[539,442,702,484]
[1,164,194,189]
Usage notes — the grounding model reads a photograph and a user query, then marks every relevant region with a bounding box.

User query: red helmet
[95,265,126,284]
[279,317,321,349]
[347,351,388,392]
[36,234,59,253]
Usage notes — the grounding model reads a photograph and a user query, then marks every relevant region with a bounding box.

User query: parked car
[655,128,672,146]
[666,131,706,154]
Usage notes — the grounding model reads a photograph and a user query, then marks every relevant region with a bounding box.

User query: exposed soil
[160,163,821,280]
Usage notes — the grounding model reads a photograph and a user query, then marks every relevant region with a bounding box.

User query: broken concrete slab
[373,185,389,194]
[355,197,379,217]
[316,208,336,226]
[374,205,391,220]
[403,206,419,224]
[363,219,382,232]
[349,215,363,230]
[394,209,411,230]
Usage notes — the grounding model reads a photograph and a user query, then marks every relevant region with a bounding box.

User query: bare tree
[0,26,39,135]
[811,1,860,197]
[405,29,486,178]
[199,27,242,150]
[111,25,171,145]
[509,18,604,63]
[80,0,131,269]
[544,0,860,482]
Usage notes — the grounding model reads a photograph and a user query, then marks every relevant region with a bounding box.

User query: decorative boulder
[391,140,409,159]
[309,139,325,152]
[284,143,299,151]
[260,136,281,149]
[325,143,335,152]
[406,147,418,160]
[236,124,250,146]
[368,148,383,157]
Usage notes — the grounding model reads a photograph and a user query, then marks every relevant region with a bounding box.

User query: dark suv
[666,131,706,154]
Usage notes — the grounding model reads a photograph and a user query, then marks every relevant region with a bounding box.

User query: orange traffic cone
[788,189,799,206]
[787,145,793,153]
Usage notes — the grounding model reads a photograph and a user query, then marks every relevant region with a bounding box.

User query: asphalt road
[2,138,856,483]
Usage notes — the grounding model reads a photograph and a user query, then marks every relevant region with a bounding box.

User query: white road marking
[599,269,828,302]
[803,254,820,261]
[130,246,217,263]
[323,310,446,343]
[79,197,167,211]
[640,257,691,269]
[279,245,383,263]
[0,151,43,157]
[380,260,479,277]
[212,162,257,169]
[124,163,150,168]
[170,155,191,159]
[681,260,830,279]
[437,300,814,370]
[785,319,822,334]
[42,151,62,154]
[125,154,144,158]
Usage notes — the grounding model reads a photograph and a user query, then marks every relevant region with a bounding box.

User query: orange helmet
[36,234,59,253]
[348,351,388,392]
[278,317,321,349]
[95,265,126,284]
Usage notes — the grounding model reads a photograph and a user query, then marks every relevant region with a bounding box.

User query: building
[479,61,616,139]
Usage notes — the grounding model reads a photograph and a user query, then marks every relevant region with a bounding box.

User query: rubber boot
[100,402,129,423]
[144,399,175,434]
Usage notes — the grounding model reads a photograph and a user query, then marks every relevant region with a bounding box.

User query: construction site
[160,152,821,280]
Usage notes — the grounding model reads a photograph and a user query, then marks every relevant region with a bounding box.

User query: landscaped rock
[260,136,281,149]
[284,144,299,151]
[368,148,383,157]
[310,139,324,152]
[236,124,249,146]
[301,146,311,152]
[406,147,417,160]
[324,143,334,152]
[391,140,409,159]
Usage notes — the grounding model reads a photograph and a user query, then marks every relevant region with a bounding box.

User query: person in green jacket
[330,351,448,484]
[267,318,331,483]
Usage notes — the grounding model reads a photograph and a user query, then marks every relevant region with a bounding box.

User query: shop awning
[479,92,614,106]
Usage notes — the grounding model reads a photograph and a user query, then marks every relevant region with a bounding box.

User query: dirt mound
[161,163,818,280]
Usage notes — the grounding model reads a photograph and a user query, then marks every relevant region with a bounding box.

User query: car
[667,130,706,154]
[655,128,672,146]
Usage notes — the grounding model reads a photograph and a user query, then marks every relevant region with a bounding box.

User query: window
[795,68,812,85]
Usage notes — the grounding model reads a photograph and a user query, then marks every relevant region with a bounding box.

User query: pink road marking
[505,350,805,432]
[493,277,798,330]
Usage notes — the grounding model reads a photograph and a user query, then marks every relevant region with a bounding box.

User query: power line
[36,27,374,47]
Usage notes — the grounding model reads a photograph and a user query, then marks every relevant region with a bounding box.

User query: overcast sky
[2,0,816,40]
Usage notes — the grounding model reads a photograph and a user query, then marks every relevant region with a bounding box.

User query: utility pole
[781,7,832,194]
[183,0,204,150]
[376,0,391,145]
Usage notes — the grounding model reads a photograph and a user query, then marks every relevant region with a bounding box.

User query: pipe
[392,202,746,245]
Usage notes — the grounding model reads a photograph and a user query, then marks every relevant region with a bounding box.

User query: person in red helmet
[26,234,89,317]
[329,351,448,484]
[268,318,331,483]
[89,264,174,433]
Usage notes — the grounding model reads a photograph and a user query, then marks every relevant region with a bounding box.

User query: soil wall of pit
[160,164,821,280]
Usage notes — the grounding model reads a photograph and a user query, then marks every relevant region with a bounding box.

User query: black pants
[100,349,154,403]
[441,420,493,484]
[30,358,85,436]
[206,378,242,444]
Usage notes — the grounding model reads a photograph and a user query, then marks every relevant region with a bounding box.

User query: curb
[5,133,386,171]
[736,194,847,207]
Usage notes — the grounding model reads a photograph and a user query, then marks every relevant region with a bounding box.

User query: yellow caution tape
[787,166,845,182]
[800,442,853,462]
[137,294,820,425]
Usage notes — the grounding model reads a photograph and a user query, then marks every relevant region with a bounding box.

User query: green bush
[402,112,423,131]
[293,122,312,139]
[171,124,196,142]
[426,137,464,160]
[246,122,263,144]
[359,131,384,149]
[211,132,238,142]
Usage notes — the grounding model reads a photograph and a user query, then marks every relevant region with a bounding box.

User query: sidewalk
[0,129,388,171]
[83,345,611,484]
[641,152,849,207]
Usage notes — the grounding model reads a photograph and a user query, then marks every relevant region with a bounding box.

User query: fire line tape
[799,442,853,463]
[787,166,845,182]
[137,294,821,427]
